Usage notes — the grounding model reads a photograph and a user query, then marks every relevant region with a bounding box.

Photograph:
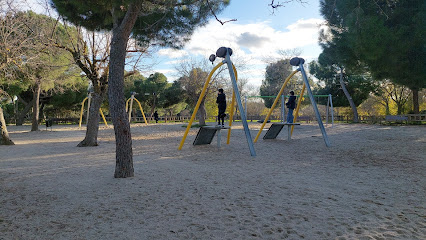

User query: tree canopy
[260,59,297,108]
[51,0,230,49]
[319,0,426,113]
[309,60,377,107]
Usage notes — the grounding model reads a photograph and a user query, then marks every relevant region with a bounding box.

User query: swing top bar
[247,95,330,98]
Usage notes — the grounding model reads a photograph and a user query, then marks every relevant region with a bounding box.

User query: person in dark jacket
[285,91,296,123]
[216,88,226,126]
[153,111,159,123]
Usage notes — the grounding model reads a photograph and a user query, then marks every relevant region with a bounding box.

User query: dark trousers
[218,108,226,125]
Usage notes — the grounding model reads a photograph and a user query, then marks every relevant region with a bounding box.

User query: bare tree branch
[268,0,307,14]
[206,0,236,25]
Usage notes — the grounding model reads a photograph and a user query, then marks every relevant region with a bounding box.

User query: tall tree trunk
[385,101,390,115]
[198,101,206,125]
[150,95,157,118]
[77,92,103,147]
[31,80,41,131]
[412,88,419,114]
[16,98,35,126]
[39,102,45,124]
[109,5,140,178]
[397,103,403,115]
[339,67,359,123]
[0,106,14,145]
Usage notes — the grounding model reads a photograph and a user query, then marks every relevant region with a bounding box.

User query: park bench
[383,115,408,124]
[46,118,79,128]
[296,116,311,123]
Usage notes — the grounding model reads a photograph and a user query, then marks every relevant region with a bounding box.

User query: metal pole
[299,64,331,147]
[325,94,330,124]
[79,97,88,128]
[224,51,256,156]
[86,93,91,124]
[128,94,134,123]
[14,97,18,125]
[245,96,248,120]
[281,95,285,123]
[329,94,334,127]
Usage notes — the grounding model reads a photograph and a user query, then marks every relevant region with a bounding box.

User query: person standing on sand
[285,90,296,123]
[153,111,159,123]
[216,88,226,127]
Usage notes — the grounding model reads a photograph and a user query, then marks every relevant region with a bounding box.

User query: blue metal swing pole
[298,63,331,147]
[224,49,256,156]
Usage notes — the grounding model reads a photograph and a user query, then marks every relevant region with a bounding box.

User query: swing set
[180,50,331,156]
[79,93,108,128]
[253,57,331,147]
[125,92,148,125]
[79,92,149,128]
[178,47,257,156]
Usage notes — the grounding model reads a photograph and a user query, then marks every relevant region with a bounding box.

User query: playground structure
[179,47,256,156]
[125,92,148,125]
[254,57,331,147]
[244,94,334,126]
[79,93,108,128]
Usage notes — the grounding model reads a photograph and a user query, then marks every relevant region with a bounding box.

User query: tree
[162,80,185,116]
[375,80,411,115]
[315,8,364,123]
[0,7,35,143]
[51,0,230,178]
[0,4,43,143]
[176,57,228,125]
[53,29,113,146]
[135,72,169,116]
[177,67,211,125]
[53,26,152,146]
[309,60,376,108]
[319,0,426,113]
[0,92,14,145]
[260,59,298,108]
[4,11,82,131]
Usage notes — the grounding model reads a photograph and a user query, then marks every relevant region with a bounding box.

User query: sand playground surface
[0,122,425,239]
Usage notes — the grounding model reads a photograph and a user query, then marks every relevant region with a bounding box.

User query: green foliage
[1,11,81,91]
[135,72,168,109]
[125,72,186,112]
[51,0,230,49]
[260,59,297,108]
[163,80,184,109]
[49,85,88,110]
[319,0,426,91]
[0,11,85,120]
[177,67,210,107]
[309,60,377,107]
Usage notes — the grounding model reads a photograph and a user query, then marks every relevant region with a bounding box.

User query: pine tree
[319,0,426,113]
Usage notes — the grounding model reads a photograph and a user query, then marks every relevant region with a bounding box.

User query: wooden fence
[8,113,425,125]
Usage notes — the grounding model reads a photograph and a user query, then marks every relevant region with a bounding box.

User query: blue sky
[148,0,326,87]
[24,0,325,87]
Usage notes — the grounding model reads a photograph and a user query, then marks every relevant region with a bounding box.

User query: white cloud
[157,49,188,58]
[237,32,271,48]
[154,18,324,87]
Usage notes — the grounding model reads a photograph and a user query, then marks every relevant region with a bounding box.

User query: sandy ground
[0,122,425,240]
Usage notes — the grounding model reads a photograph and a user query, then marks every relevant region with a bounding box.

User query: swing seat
[263,123,300,140]
[193,125,230,145]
